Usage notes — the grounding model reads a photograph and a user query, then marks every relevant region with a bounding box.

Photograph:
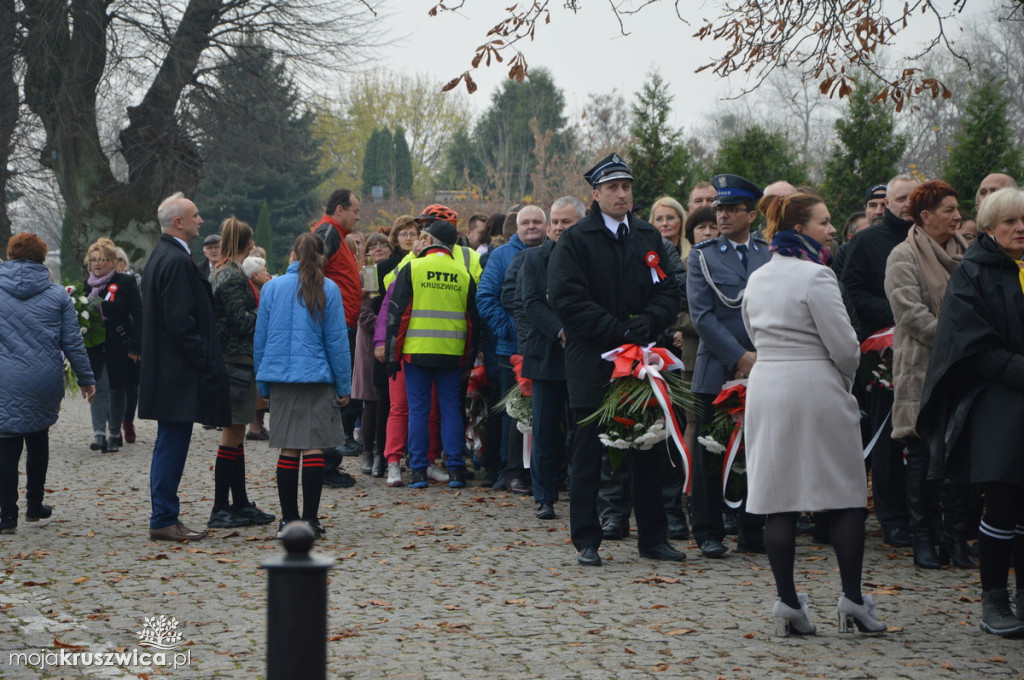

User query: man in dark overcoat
[686,174,769,558]
[840,174,919,547]
[139,192,230,542]
[516,196,586,520]
[548,154,684,566]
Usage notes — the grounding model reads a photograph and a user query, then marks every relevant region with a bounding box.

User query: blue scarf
[769,230,832,267]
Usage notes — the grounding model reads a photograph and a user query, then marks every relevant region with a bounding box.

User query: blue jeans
[404,362,464,472]
[150,421,194,529]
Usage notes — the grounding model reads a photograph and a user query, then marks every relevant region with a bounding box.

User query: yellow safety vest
[384,243,482,290]
[404,251,471,356]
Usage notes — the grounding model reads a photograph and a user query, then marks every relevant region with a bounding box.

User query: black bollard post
[262,521,335,680]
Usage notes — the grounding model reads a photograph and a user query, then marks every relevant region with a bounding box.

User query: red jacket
[312,215,360,328]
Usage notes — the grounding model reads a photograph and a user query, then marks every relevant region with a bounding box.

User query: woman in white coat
[742,193,886,637]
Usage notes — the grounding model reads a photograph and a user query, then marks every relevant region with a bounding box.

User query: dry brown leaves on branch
[429,0,1005,104]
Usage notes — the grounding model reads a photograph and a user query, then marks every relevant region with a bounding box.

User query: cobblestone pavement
[1,397,1023,679]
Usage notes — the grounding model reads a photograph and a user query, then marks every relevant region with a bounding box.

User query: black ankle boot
[911,534,941,569]
[26,503,52,521]
[939,537,976,569]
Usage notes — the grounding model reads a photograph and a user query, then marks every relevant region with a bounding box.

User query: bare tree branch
[430,0,1024,105]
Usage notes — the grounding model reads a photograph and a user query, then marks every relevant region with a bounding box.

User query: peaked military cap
[711,174,763,206]
[584,153,634,187]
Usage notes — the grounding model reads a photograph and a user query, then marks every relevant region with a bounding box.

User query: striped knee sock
[301,453,325,522]
[214,446,238,510]
[276,455,300,522]
[230,443,250,508]
[979,520,1015,592]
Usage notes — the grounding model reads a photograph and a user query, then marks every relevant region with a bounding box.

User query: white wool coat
[741,255,868,514]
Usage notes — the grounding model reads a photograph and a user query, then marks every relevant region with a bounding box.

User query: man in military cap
[686,173,768,558]
[548,153,685,567]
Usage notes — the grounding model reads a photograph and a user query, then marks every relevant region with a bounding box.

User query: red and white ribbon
[645,251,667,284]
[722,419,744,509]
[600,343,692,493]
[712,379,748,509]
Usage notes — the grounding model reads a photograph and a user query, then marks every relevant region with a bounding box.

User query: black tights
[0,430,50,520]
[764,508,866,609]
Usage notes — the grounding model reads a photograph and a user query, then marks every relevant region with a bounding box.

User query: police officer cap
[426,220,458,247]
[583,153,634,188]
[864,183,887,202]
[711,174,763,206]
[203,234,221,245]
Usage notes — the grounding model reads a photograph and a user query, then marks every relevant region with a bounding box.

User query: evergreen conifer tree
[944,75,1024,215]
[626,71,695,214]
[255,201,273,267]
[712,125,808,192]
[191,37,322,261]
[394,126,414,199]
[821,78,907,223]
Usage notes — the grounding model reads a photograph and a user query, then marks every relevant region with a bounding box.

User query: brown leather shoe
[149,522,208,542]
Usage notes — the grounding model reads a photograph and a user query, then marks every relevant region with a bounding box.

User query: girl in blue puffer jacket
[254,233,351,539]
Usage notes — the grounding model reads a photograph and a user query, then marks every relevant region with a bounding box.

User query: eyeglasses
[88,258,113,264]
[367,243,390,251]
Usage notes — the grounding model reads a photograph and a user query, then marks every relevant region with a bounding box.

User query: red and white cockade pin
[105,283,118,302]
[644,251,666,283]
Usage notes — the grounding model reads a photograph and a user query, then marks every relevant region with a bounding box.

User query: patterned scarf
[768,230,832,267]
[87,269,115,297]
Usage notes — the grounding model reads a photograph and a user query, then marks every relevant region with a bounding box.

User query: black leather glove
[624,316,652,345]
[385,361,401,378]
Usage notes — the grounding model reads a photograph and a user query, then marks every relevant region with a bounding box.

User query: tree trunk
[22,0,220,267]
[0,0,18,255]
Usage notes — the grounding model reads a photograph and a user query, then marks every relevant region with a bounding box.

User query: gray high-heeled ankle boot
[772,592,816,636]
[837,594,886,634]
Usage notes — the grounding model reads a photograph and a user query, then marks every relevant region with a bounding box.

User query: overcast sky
[374,0,992,132]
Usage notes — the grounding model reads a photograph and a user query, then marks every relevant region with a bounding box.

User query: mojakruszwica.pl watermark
[9,614,192,670]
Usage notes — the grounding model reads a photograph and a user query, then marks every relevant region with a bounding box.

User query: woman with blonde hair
[206,217,275,529]
[83,237,142,453]
[650,196,689,260]
[918,187,1024,636]
[254,233,351,538]
[743,193,885,636]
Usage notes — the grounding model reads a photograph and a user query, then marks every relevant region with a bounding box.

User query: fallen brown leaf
[53,638,86,650]
[664,628,695,636]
